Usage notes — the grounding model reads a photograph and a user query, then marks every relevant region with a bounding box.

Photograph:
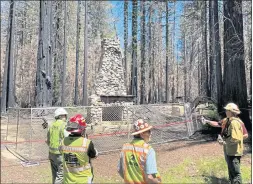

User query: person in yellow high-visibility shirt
[59,114,98,184]
[118,119,161,184]
[202,103,245,184]
[46,107,68,184]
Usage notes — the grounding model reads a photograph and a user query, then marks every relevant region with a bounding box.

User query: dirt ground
[1,140,252,183]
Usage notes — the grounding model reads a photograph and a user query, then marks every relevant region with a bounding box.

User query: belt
[49,147,59,151]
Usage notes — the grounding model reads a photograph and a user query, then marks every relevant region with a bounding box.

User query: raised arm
[201,116,221,127]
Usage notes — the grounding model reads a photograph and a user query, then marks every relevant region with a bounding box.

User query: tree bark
[131,0,138,104]
[183,32,187,99]
[35,1,46,107]
[124,0,129,94]
[82,0,88,106]
[148,2,153,104]
[171,1,176,102]
[48,0,53,106]
[165,0,169,102]
[157,5,162,103]
[223,0,251,131]
[200,1,209,97]
[53,1,63,106]
[213,0,222,112]
[1,0,15,112]
[140,0,146,104]
[74,0,81,105]
[209,0,214,98]
[61,0,67,106]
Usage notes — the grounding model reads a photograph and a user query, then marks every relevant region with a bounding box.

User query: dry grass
[1,140,251,183]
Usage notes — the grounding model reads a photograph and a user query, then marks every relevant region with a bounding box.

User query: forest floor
[1,140,252,183]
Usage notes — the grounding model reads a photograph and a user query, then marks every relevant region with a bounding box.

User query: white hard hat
[54,108,68,118]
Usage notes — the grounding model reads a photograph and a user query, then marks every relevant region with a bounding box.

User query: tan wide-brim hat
[224,103,241,114]
[131,119,153,135]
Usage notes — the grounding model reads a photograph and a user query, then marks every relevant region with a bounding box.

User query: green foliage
[204,110,220,121]
[197,103,220,121]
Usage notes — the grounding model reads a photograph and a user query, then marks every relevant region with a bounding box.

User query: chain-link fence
[4,103,193,163]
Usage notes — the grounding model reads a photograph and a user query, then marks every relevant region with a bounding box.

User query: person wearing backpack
[202,103,245,184]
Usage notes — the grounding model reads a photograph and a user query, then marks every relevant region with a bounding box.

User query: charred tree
[1,0,16,112]
[74,0,81,105]
[140,0,146,104]
[223,0,251,131]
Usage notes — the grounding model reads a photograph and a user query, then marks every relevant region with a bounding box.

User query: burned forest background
[1,1,252,130]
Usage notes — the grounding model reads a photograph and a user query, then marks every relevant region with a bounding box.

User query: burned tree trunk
[223,0,251,131]
[124,0,129,93]
[140,0,146,104]
[1,0,16,112]
[61,0,67,106]
[74,0,81,105]
[165,0,169,102]
[131,0,138,104]
[35,1,51,107]
[213,0,222,113]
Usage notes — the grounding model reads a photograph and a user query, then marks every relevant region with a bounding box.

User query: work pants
[49,152,63,184]
[226,155,242,184]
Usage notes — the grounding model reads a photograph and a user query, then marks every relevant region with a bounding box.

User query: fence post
[160,125,163,142]
[15,109,20,151]
[6,109,10,140]
[127,105,130,140]
[29,107,33,160]
[195,107,199,130]
[184,102,193,137]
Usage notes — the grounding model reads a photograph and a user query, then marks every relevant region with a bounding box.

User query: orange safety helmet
[66,114,87,134]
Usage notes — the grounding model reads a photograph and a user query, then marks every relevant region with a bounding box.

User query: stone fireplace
[87,38,134,129]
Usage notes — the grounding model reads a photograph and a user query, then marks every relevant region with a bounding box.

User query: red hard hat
[67,114,87,134]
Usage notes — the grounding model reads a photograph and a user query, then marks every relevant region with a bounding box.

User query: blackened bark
[223,0,251,131]
[131,0,138,104]
[74,0,81,105]
[1,0,15,112]
[213,0,222,113]
[124,0,129,94]
[140,0,146,104]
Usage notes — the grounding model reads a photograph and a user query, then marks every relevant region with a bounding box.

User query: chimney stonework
[87,38,133,129]
[93,38,127,97]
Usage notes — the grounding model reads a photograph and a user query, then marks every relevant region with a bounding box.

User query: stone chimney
[87,38,134,128]
[93,38,127,97]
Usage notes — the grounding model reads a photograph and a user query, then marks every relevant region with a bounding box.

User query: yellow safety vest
[122,139,161,184]
[59,137,93,184]
[48,119,66,154]
[223,117,243,156]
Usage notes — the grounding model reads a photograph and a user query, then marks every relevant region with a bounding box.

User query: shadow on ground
[203,175,229,184]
